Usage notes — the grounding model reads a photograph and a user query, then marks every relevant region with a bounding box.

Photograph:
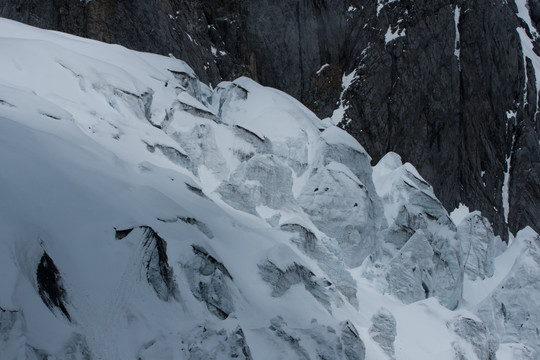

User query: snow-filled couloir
[0,18,539,360]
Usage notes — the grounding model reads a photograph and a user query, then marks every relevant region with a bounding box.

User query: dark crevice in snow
[140,226,178,302]
[114,227,133,240]
[156,216,214,238]
[185,106,218,122]
[39,113,61,120]
[0,99,15,107]
[422,281,430,298]
[36,252,71,321]
[145,119,163,130]
[185,182,205,197]
[233,125,265,142]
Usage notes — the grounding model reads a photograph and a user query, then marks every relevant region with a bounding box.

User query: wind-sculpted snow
[0,18,539,359]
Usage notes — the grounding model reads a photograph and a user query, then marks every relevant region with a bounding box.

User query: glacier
[0,18,539,360]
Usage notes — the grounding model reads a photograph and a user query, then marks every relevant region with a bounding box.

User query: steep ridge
[1,0,538,241]
[0,19,539,359]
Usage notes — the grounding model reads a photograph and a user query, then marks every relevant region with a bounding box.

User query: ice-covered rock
[232,125,273,158]
[373,153,464,309]
[299,160,382,267]
[339,321,366,360]
[166,120,229,181]
[182,245,235,319]
[476,227,540,358]
[314,127,378,198]
[258,244,343,312]
[450,315,498,360]
[218,154,294,214]
[212,81,249,118]
[386,230,434,304]
[369,308,397,358]
[215,77,321,177]
[281,222,358,306]
[140,227,179,302]
[145,142,196,174]
[457,212,496,280]
[167,69,211,107]
[373,152,454,250]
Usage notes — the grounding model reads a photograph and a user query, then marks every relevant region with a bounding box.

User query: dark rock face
[341,0,535,241]
[1,0,538,238]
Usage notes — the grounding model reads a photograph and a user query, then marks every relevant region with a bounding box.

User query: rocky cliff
[1,0,538,240]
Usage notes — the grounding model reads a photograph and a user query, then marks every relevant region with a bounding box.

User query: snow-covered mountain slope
[0,18,539,360]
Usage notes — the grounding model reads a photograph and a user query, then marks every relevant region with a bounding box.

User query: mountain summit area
[0,2,539,360]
